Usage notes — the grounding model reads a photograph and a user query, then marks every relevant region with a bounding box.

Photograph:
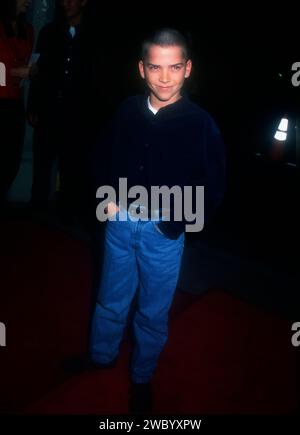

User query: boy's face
[139,44,192,109]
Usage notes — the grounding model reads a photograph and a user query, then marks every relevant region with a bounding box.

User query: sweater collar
[140,93,190,119]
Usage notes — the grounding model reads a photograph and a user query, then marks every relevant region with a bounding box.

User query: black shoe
[129,382,153,414]
[62,353,117,375]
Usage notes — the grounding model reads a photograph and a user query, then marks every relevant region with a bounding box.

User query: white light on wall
[278,118,288,132]
[274,117,289,141]
[274,131,287,141]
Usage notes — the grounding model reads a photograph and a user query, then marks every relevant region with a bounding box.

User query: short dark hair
[141,28,190,61]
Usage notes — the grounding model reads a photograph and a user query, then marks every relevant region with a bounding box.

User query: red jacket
[0,21,34,100]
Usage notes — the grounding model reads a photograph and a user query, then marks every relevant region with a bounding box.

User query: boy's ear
[184,59,192,78]
[138,60,145,79]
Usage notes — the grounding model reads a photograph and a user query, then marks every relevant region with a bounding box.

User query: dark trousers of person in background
[0,99,25,204]
[31,110,94,227]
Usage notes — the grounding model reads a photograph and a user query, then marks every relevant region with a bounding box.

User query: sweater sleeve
[157,115,226,239]
[202,117,227,222]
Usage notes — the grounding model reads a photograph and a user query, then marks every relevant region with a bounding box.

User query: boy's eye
[149,65,159,70]
[172,65,181,71]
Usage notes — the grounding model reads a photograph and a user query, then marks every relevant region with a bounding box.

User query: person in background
[28,0,97,227]
[0,0,34,206]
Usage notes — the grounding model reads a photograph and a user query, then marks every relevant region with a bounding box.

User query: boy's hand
[105,202,120,218]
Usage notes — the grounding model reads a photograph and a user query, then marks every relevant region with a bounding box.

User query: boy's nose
[159,69,170,83]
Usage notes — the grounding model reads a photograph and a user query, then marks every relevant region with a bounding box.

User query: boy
[90,28,226,414]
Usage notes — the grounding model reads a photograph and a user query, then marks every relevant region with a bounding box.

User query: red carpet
[0,219,298,414]
[0,220,92,412]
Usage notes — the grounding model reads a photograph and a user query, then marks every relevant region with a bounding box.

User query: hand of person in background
[10,62,39,79]
[10,65,31,79]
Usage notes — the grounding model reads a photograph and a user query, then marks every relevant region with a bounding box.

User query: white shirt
[147,97,158,115]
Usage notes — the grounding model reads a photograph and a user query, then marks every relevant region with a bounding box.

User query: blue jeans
[89,204,184,383]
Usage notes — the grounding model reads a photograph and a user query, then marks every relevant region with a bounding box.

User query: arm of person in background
[10,58,39,80]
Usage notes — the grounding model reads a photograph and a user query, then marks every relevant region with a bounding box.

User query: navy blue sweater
[98,94,226,239]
